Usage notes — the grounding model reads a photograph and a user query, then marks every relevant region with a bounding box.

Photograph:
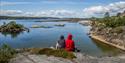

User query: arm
[56,41,59,49]
[72,41,75,49]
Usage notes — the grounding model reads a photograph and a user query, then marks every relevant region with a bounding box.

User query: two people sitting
[56,34,77,52]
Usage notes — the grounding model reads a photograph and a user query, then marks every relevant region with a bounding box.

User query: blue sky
[0,0,125,18]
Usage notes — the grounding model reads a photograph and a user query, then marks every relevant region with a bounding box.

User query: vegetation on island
[54,24,65,27]
[0,21,28,33]
[31,25,52,28]
[0,44,16,63]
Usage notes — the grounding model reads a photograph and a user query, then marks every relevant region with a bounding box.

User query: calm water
[0,19,123,56]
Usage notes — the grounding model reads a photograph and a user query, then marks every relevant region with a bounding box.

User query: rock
[9,54,34,63]
[78,20,90,26]
[9,52,125,63]
[114,33,117,36]
[10,53,73,63]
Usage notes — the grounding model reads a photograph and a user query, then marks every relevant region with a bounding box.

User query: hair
[60,35,64,39]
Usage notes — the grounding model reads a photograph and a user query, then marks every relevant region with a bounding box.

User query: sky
[0,0,125,18]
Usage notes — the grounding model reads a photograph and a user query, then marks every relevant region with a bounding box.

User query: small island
[31,25,52,28]
[0,21,28,33]
[54,24,65,27]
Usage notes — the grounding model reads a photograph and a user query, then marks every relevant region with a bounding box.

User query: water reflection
[0,30,30,38]
[91,38,123,56]
[0,32,22,38]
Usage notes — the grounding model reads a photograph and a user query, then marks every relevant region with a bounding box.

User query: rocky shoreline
[89,34,125,51]
[9,51,125,63]
[89,23,125,51]
[78,20,125,51]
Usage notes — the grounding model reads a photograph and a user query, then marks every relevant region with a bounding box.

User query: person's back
[65,34,75,52]
[56,35,65,49]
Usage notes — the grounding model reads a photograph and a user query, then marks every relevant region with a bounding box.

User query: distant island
[0,16,89,22]
[0,16,60,19]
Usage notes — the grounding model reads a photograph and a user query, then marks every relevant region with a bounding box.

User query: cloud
[0,10,23,16]
[1,1,125,18]
[108,1,125,12]
[0,1,78,6]
[32,10,79,18]
[83,1,125,17]
[0,9,78,18]
[36,10,77,17]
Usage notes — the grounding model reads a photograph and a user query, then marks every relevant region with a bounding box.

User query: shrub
[29,48,76,59]
[93,15,125,28]
[0,21,25,33]
[0,44,16,63]
[113,26,124,33]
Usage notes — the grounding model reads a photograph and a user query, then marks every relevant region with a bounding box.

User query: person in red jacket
[65,34,75,52]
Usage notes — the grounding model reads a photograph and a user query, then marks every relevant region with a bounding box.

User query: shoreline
[9,49,125,63]
[90,34,125,51]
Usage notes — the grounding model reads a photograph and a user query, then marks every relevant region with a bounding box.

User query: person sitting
[65,34,75,52]
[56,35,65,49]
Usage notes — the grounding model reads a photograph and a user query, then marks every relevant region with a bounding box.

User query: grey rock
[9,53,125,63]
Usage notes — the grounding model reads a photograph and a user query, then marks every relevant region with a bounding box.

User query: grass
[0,44,16,63]
[29,48,76,59]
[0,44,76,63]
[91,14,125,28]
[112,26,124,33]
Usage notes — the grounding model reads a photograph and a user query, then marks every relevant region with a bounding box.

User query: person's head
[67,33,73,40]
[60,35,64,40]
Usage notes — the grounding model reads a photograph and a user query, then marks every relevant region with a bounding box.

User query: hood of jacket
[67,34,72,40]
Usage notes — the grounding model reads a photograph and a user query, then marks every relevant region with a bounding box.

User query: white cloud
[0,10,23,16]
[37,10,77,17]
[108,1,125,12]
[83,1,125,17]
[0,9,78,18]
[84,6,109,14]
[1,1,125,18]
[0,1,78,6]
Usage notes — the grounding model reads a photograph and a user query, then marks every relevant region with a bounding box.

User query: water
[0,19,123,56]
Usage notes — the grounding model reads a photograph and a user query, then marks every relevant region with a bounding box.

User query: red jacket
[65,34,75,51]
